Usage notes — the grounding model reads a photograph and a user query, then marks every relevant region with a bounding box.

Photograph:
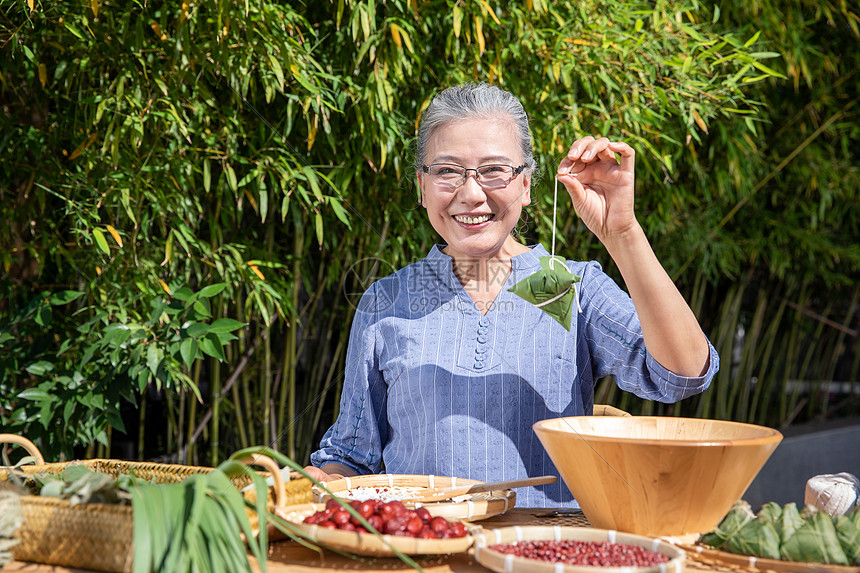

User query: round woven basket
[279,502,475,556]
[472,526,686,573]
[314,473,516,521]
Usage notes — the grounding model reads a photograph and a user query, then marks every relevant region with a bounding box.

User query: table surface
[3,508,746,573]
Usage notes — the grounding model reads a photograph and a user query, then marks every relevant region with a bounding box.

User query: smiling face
[417,117,531,262]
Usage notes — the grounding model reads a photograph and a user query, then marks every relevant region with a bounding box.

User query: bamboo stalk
[138,389,147,460]
[803,301,832,421]
[262,325,272,448]
[715,282,746,420]
[751,288,788,425]
[237,294,255,447]
[187,339,258,450]
[177,388,186,459]
[305,327,347,463]
[209,355,221,466]
[166,390,176,454]
[186,360,202,465]
[731,288,768,422]
[223,326,249,449]
[286,226,302,459]
[780,286,807,426]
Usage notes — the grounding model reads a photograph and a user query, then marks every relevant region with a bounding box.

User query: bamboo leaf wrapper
[508,255,580,331]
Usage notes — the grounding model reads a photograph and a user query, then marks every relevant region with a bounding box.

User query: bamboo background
[1,0,858,465]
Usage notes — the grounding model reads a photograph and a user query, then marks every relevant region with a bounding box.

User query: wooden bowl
[473,526,685,573]
[532,416,782,537]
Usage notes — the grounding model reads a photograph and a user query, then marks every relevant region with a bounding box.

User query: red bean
[366,515,383,531]
[303,506,468,539]
[358,501,375,519]
[331,510,351,526]
[449,522,467,538]
[406,516,424,534]
[379,503,396,522]
[387,500,407,516]
[384,515,408,534]
[488,540,669,567]
[430,516,448,535]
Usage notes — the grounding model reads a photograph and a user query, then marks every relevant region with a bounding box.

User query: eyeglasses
[422,163,527,191]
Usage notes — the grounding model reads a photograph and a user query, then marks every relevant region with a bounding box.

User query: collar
[426,243,549,269]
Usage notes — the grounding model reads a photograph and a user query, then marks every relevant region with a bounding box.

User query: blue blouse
[310,244,719,507]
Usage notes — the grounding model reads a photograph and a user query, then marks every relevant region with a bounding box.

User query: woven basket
[0,435,311,573]
[314,473,517,522]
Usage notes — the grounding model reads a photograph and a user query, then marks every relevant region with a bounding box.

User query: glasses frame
[421,163,528,190]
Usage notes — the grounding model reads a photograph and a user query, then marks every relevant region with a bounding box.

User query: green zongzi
[781,507,849,565]
[835,507,860,565]
[508,255,580,331]
[778,502,805,545]
[723,514,782,559]
[701,500,755,549]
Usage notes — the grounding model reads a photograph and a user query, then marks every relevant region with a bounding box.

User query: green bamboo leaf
[328,196,351,228]
[25,361,55,377]
[303,166,323,202]
[315,212,324,245]
[179,337,197,369]
[203,159,211,192]
[281,191,290,221]
[49,290,85,305]
[18,387,54,400]
[198,283,227,298]
[224,164,238,192]
[744,29,762,47]
[209,318,246,333]
[186,322,210,338]
[259,183,269,222]
[146,345,162,375]
[192,298,212,318]
[268,54,285,90]
[199,332,226,361]
[92,228,111,255]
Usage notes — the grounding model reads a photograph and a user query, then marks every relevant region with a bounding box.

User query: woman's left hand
[556,136,637,243]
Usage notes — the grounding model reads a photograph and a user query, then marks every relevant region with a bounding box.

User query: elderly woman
[305,83,718,507]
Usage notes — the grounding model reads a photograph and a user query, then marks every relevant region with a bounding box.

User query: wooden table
[3,508,743,573]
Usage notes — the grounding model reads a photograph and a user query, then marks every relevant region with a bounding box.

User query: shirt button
[477,326,489,335]
[479,318,490,327]
[477,335,488,343]
[475,347,488,355]
[474,361,485,370]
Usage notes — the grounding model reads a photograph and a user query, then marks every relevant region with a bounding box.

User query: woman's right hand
[302,464,347,482]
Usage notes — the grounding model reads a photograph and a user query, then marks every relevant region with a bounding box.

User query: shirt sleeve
[309,285,389,474]
[577,260,719,403]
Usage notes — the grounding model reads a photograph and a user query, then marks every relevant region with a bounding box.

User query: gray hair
[415,83,537,175]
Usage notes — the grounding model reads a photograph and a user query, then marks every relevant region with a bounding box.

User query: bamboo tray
[473,526,686,573]
[313,474,516,521]
[684,544,860,573]
[279,502,475,556]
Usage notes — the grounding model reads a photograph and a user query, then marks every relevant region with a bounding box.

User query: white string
[553,174,582,314]
[534,284,572,308]
[550,176,559,270]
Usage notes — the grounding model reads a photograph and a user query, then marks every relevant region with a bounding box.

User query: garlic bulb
[804,472,860,516]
